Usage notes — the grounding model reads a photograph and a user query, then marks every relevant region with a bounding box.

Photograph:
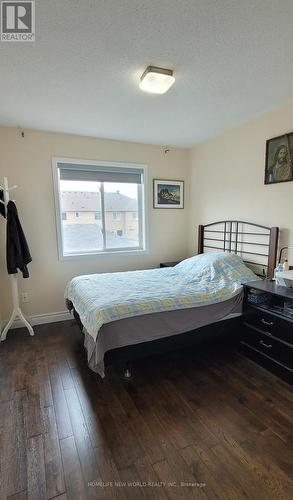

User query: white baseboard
[11,310,71,329]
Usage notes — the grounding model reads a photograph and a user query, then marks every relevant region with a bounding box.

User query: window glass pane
[60,180,103,254]
[56,163,145,257]
[104,182,139,249]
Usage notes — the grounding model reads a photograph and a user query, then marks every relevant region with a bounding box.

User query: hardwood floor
[0,320,293,500]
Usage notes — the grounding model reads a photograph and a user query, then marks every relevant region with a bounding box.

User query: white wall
[0,127,189,319]
[188,102,293,256]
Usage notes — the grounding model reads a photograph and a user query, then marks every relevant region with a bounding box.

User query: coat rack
[0,177,34,341]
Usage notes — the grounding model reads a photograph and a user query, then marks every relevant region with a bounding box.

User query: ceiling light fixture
[139,66,175,94]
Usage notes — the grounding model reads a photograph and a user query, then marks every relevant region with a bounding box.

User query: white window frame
[52,157,149,260]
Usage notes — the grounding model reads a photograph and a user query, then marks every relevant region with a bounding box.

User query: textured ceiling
[1,0,293,147]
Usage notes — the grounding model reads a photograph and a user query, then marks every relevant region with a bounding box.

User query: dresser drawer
[242,327,293,369]
[240,342,293,385]
[244,307,293,345]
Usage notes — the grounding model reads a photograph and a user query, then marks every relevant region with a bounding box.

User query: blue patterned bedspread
[65,252,256,341]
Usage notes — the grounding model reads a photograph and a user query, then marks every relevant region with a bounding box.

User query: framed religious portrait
[265,133,293,184]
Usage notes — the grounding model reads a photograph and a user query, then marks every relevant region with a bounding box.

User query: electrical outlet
[21,292,29,303]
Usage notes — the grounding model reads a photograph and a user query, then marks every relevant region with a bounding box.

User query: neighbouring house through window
[53,158,147,258]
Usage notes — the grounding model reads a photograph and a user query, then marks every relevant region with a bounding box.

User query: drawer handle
[261,318,274,327]
[260,340,272,348]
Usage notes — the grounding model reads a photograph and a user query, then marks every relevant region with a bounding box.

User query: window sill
[59,248,149,261]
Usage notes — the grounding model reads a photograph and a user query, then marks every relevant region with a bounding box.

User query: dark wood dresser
[241,280,293,384]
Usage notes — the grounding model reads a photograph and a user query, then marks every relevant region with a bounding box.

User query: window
[53,158,148,258]
[112,211,121,221]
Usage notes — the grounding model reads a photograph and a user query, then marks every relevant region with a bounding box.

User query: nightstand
[160,261,180,268]
[241,280,293,384]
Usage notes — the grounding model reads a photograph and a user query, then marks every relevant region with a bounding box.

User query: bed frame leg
[124,364,132,379]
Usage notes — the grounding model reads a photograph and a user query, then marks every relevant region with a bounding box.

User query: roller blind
[58,162,143,184]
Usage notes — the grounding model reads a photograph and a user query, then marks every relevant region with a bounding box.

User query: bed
[66,220,279,377]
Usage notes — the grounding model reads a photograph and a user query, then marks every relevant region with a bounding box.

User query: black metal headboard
[198,221,279,279]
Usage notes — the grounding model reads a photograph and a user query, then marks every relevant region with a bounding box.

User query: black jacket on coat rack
[6,200,32,278]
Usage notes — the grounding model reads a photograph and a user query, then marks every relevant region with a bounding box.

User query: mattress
[81,293,243,377]
[65,252,256,342]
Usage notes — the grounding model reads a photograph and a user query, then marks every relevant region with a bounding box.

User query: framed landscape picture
[265,132,293,184]
[153,179,184,208]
